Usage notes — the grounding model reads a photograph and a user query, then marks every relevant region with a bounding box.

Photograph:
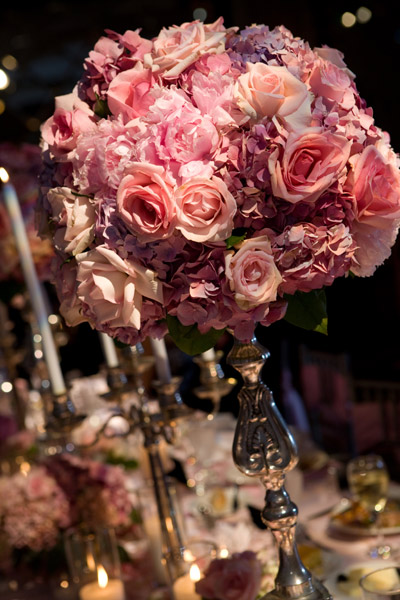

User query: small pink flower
[41,107,96,159]
[235,62,311,129]
[226,236,282,309]
[107,64,156,121]
[268,128,351,203]
[116,162,176,241]
[347,144,400,228]
[151,18,227,79]
[76,245,163,331]
[175,176,236,242]
[195,551,262,600]
[52,257,85,327]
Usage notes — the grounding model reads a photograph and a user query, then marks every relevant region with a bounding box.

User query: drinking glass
[347,455,390,558]
[360,566,400,599]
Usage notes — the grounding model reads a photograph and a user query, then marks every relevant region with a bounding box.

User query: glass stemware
[360,566,400,599]
[347,454,391,558]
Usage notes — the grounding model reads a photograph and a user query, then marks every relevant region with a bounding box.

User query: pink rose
[226,236,282,309]
[41,107,96,159]
[116,163,176,241]
[76,245,163,330]
[151,19,226,79]
[107,65,156,122]
[195,551,262,600]
[347,144,400,228]
[47,187,96,255]
[175,176,236,242]
[235,63,311,129]
[268,128,351,203]
[308,59,355,110]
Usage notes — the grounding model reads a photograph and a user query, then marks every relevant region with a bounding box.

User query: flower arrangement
[0,143,53,284]
[38,18,400,353]
[0,454,133,556]
[195,551,263,600]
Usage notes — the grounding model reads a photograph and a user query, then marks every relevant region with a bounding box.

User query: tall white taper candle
[149,337,172,384]
[201,348,216,361]
[0,169,66,396]
[99,332,119,368]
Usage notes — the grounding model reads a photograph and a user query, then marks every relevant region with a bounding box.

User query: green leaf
[226,233,247,249]
[94,93,111,118]
[105,451,139,470]
[114,339,130,349]
[225,228,248,249]
[129,508,143,525]
[166,314,225,355]
[284,290,328,335]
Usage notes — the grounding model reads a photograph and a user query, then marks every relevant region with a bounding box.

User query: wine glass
[347,454,390,558]
[360,566,400,599]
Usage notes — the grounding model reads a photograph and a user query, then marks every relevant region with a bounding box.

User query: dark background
[1,0,400,383]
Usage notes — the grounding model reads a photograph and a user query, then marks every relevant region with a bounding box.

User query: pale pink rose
[225,236,282,309]
[107,64,156,121]
[268,128,351,203]
[347,144,400,228]
[196,551,262,600]
[116,163,176,241]
[151,19,226,79]
[308,59,355,110]
[76,245,163,330]
[41,107,96,159]
[235,62,311,129]
[47,187,96,255]
[351,220,400,277]
[175,176,236,242]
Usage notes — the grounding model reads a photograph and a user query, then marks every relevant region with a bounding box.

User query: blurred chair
[298,345,357,457]
[298,345,400,472]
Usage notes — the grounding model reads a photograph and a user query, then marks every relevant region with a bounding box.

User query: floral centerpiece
[38,18,400,353]
[0,454,136,577]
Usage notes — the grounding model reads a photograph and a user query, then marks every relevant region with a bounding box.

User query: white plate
[324,559,398,600]
[329,496,400,537]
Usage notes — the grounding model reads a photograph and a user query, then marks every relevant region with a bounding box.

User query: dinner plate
[324,559,398,600]
[329,496,400,537]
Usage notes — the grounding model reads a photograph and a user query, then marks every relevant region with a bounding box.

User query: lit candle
[201,348,216,362]
[99,332,119,368]
[79,565,125,600]
[0,168,66,396]
[173,564,201,600]
[149,337,172,384]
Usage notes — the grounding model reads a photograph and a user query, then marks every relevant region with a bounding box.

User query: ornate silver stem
[227,336,331,600]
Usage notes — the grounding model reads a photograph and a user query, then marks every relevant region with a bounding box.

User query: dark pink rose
[41,108,96,159]
[195,551,262,600]
[116,162,176,241]
[107,65,156,121]
[268,128,351,203]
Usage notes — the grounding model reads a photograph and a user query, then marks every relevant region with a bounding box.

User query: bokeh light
[341,12,357,27]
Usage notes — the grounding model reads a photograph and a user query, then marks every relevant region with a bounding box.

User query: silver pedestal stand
[227,336,331,600]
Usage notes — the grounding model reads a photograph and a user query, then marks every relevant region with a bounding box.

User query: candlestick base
[45,393,86,435]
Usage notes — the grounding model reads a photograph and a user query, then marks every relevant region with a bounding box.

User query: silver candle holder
[227,336,331,600]
[193,351,237,417]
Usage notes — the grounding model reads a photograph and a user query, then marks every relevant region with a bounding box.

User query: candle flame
[0,167,9,183]
[190,564,201,582]
[97,565,108,589]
